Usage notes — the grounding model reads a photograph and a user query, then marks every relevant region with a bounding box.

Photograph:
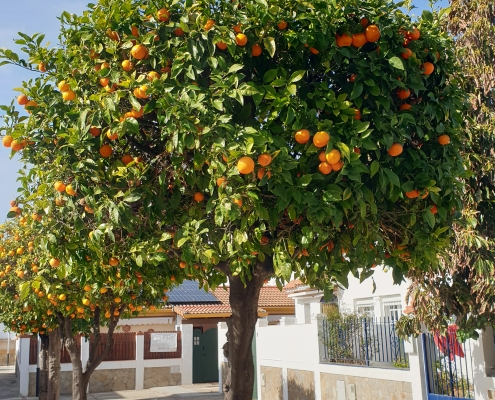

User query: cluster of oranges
[336,19,381,48]
[57,80,76,101]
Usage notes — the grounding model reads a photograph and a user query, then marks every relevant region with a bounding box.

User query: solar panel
[167,280,221,304]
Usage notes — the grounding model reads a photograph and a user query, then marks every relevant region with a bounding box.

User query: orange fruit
[174,27,184,37]
[294,129,310,144]
[260,236,270,245]
[49,258,60,268]
[438,135,450,145]
[147,71,160,81]
[309,47,319,55]
[349,74,356,82]
[24,100,38,113]
[100,77,110,87]
[397,88,411,99]
[318,152,327,162]
[319,162,333,175]
[2,135,13,147]
[400,104,412,111]
[38,62,47,72]
[325,149,341,164]
[237,156,255,174]
[235,33,248,46]
[401,48,413,60]
[65,185,76,196]
[277,20,288,30]
[121,155,133,166]
[89,50,99,59]
[233,198,243,207]
[62,90,76,101]
[89,126,101,137]
[58,81,70,92]
[157,8,170,22]
[216,177,227,186]
[54,181,66,192]
[216,41,228,50]
[131,107,144,118]
[194,192,205,202]
[360,17,369,28]
[58,294,66,301]
[11,140,23,152]
[251,44,262,57]
[122,60,135,71]
[421,62,434,76]
[109,257,119,266]
[179,261,186,268]
[107,29,120,41]
[131,44,148,60]
[17,94,29,105]
[352,33,367,48]
[99,144,113,158]
[332,161,344,171]
[336,34,352,47]
[407,28,420,41]
[233,24,242,33]
[106,131,118,140]
[257,168,271,180]
[354,109,361,120]
[313,131,330,148]
[365,25,381,42]
[204,19,215,31]
[405,189,420,199]
[430,205,438,214]
[258,153,272,166]
[387,143,403,157]
[131,26,139,36]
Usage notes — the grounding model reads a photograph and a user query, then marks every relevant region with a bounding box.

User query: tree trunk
[47,328,61,400]
[38,334,49,400]
[222,260,272,400]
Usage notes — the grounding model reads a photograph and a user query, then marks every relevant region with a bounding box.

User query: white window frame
[355,298,375,317]
[383,300,402,320]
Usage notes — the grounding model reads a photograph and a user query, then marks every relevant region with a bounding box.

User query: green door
[193,328,219,383]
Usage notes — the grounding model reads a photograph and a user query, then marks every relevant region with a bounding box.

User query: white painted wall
[0,323,16,339]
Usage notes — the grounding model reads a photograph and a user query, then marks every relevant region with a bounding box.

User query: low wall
[89,368,135,393]
[143,366,181,388]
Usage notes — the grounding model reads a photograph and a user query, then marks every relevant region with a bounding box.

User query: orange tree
[0,212,170,400]
[0,0,467,398]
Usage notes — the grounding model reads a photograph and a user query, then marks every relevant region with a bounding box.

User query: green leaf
[228,64,244,73]
[384,168,400,187]
[263,37,276,58]
[20,282,30,300]
[370,160,380,177]
[136,254,143,267]
[177,237,189,247]
[123,193,141,203]
[350,82,363,100]
[289,70,306,84]
[298,174,312,187]
[389,56,404,70]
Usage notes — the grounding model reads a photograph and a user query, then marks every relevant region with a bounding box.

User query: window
[356,303,374,317]
[383,301,402,320]
[193,337,200,345]
[304,303,311,324]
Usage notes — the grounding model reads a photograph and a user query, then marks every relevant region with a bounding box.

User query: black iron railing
[320,317,409,368]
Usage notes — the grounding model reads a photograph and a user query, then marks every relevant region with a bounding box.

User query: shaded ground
[0,367,19,400]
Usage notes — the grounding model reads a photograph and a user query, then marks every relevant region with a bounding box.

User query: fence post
[80,336,89,372]
[135,332,145,390]
[363,318,370,366]
[316,315,326,362]
[180,324,193,385]
[18,334,31,396]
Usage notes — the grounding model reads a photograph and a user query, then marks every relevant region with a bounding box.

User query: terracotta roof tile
[173,304,266,317]
[212,286,294,307]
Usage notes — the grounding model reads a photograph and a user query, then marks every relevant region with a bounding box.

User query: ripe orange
[17,94,29,105]
[319,162,333,175]
[438,135,450,145]
[405,189,420,199]
[147,71,160,81]
[309,47,320,55]
[237,156,255,174]
[107,29,119,41]
[194,192,205,202]
[360,17,369,28]
[235,33,248,46]
[257,168,272,180]
[354,109,361,120]
[174,27,184,37]
[365,25,381,42]
[38,62,47,72]
[216,176,227,186]
[336,34,352,47]
[100,77,110,87]
[233,198,243,207]
[65,185,76,196]
[325,149,341,164]
[122,60,135,71]
[11,140,23,152]
[332,161,344,171]
[58,81,70,92]
[258,153,272,166]
[131,44,148,60]
[251,44,262,57]
[99,144,113,158]
[313,131,330,148]
[204,19,215,31]
[260,236,270,245]
[89,126,101,137]
[106,131,118,140]
[294,129,310,144]
[421,62,435,76]
[397,88,411,99]
[24,100,38,113]
[54,181,66,192]
[401,48,413,59]
[89,50,99,59]
[407,28,420,41]
[62,90,76,101]
[131,26,139,36]
[430,205,438,214]
[233,24,242,33]
[2,135,13,147]
[49,258,60,268]
[388,143,403,157]
[157,8,170,22]
[318,152,327,162]
[400,104,412,111]
[109,257,119,267]
[58,294,66,301]
[179,261,186,268]
[352,33,367,48]
[216,41,228,50]
[277,20,288,30]
[349,74,356,82]
[122,155,133,165]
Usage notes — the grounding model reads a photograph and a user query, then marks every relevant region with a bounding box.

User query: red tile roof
[212,286,294,307]
[173,304,267,317]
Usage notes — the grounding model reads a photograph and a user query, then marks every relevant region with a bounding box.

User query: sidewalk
[0,367,222,400]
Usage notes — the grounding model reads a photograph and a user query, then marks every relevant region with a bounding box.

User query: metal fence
[320,317,409,368]
[422,332,474,399]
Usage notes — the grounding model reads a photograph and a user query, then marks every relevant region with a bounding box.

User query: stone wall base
[89,368,135,393]
[260,366,282,400]
[143,366,181,389]
[288,369,315,400]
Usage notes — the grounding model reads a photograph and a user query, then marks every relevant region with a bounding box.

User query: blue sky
[0,0,449,219]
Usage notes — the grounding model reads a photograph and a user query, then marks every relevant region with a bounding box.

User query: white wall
[0,323,16,339]
[338,267,409,317]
